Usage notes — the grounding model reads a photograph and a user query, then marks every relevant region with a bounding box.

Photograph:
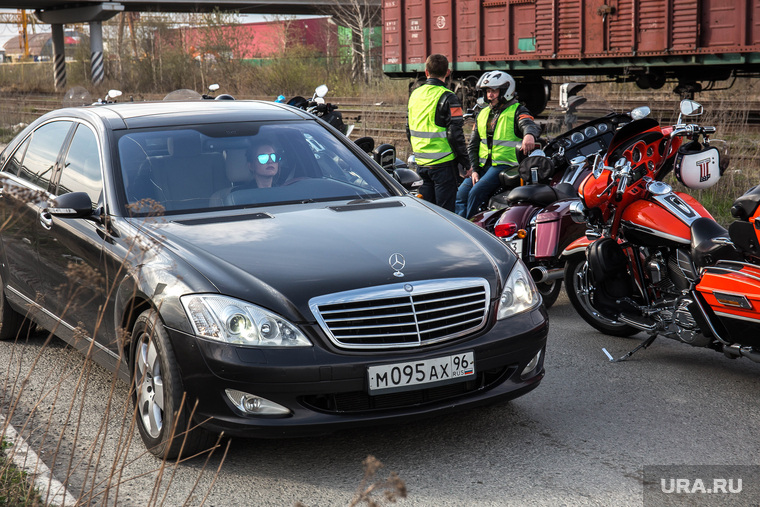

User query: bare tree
[324,0,380,83]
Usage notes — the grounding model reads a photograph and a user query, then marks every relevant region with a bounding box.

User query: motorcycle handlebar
[670,124,716,137]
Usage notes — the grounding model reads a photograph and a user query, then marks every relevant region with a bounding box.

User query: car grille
[301,366,512,413]
[309,278,490,350]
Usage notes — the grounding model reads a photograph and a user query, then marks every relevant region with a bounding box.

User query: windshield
[115,121,392,215]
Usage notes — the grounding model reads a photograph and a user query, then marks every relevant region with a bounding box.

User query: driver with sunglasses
[238,142,282,189]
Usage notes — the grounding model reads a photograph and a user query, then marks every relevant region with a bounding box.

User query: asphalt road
[3,291,760,506]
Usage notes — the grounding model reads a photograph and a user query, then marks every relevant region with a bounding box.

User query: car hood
[139,198,514,320]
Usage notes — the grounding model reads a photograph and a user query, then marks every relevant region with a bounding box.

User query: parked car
[0,99,548,458]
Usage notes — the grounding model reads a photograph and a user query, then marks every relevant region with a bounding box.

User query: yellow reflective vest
[408,84,455,166]
[477,102,521,167]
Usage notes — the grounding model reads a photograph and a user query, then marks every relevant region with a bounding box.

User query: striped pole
[51,24,66,90]
[89,20,104,85]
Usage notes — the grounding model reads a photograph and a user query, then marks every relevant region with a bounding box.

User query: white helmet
[674,140,723,189]
[476,71,516,101]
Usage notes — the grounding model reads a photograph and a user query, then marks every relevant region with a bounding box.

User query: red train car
[383,0,760,114]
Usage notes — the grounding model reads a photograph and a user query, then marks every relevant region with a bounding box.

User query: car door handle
[39,210,52,230]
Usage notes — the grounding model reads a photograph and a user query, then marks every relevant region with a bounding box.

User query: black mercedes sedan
[0,99,547,458]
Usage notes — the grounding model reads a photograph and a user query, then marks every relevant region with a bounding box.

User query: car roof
[47,100,314,130]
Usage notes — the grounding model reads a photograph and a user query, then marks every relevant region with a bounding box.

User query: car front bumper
[167,305,548,438]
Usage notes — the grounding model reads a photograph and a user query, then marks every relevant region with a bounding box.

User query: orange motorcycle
[564,99,745,361]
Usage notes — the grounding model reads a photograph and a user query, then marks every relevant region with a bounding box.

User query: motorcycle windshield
[543,93,615,138]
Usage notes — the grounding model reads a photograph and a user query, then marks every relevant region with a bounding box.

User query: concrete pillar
[51,24,66,90]
[89,20,104,85]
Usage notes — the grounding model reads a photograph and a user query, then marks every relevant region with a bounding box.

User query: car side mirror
[48,191,94,219]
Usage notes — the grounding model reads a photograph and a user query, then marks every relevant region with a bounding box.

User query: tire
[132,309,216,459]
[564,255,639,337]
[536,279,562,309]
[0,278,33,341]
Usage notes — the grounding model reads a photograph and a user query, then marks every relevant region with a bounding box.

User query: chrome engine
[633,249,712,347]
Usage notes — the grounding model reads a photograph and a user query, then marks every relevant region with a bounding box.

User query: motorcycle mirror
[630,106,650,120]
[315,97,325,105]
[208,84,220,92]
[315,84,328,99]
[107,89,122,100]
[476,97,486,107]
[680,99,703,116]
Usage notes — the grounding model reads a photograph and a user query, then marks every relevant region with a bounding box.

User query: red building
[170,17,338,61]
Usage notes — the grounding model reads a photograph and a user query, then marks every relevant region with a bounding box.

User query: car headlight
[497,261,540,320]
[180,295,311,347]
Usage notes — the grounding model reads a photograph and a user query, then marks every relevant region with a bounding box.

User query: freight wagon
[382,0,760,114]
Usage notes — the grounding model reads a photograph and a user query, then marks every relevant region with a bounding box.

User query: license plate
[367,352,475,394]
[506,238,523,257]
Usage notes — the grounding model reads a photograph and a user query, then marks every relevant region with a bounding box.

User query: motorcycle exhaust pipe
[724,344,760,363]
[530,266,564,284]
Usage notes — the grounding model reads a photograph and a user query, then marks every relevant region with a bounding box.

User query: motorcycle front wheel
[564,254,639,337]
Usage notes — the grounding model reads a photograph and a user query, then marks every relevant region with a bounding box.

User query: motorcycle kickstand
[602,333,658,363]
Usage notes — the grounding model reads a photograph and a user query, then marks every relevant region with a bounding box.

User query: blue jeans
[455,165,505,219]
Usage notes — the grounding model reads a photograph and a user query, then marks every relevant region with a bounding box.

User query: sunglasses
[256,153,280,164]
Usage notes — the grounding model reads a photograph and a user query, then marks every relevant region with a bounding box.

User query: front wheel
[132,309,217,459]
[564,255,638,337]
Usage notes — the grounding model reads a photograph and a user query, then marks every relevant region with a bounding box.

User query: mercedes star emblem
[389,253,406,277]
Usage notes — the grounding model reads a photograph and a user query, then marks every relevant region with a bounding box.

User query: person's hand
[472,171,480,184]
[463,167,473,178]
[521,134,536,154]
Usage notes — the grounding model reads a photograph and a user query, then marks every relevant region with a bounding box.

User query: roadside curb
[0,415,77,506]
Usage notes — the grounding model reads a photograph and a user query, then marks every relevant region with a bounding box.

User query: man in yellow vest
[406,54,470,212]
[455,70,540,219]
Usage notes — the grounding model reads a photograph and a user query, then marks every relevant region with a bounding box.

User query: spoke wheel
[564,255,639,337]
[132,309,215,459]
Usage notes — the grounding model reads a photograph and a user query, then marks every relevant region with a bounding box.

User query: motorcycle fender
[696,263,760,345]
[562,236,593,257]
[470,208,504,231]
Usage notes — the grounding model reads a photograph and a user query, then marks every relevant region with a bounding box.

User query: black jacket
[468,97,541,176]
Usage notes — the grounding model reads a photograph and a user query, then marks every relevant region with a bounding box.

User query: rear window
[116,121,393,215]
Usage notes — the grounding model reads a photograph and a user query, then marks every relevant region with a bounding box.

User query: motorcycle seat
[691,217,742,269]
[730,185,760,221]
[507,183,576,207]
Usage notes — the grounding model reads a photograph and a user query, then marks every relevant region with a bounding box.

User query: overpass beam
[36,3,123,87]
[51,24,66,90]
[89,21,104,85]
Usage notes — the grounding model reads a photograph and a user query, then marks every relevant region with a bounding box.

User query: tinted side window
[18,121,72,189]
[2,136,31,176]
[57,125,102,207]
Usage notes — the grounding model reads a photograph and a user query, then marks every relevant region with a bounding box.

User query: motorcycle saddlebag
[696,262,760,346]
[587,238,634,317]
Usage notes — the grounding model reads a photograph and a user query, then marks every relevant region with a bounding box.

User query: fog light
[520,350,542,379]
[225,389,291,416]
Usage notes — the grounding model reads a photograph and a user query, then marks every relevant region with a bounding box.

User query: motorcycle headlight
[180,295,311,347]
[497,261,540,320]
